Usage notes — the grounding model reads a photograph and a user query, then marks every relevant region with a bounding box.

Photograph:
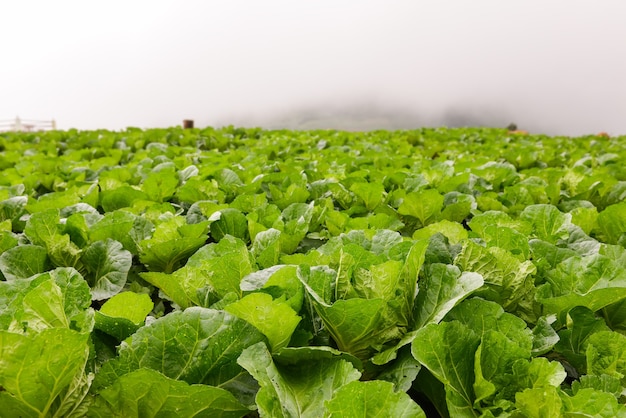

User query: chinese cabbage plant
[0,126,625,416]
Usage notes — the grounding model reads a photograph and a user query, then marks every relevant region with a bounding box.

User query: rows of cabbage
[0,127,626,417]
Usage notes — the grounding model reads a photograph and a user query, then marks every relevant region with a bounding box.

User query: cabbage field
[1,126,626,417]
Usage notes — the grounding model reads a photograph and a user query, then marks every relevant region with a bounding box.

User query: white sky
[1,0,625,135]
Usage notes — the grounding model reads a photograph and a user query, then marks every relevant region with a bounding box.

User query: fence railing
[0,117,56,132]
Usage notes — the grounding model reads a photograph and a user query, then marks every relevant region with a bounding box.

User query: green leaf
[323,380,426,418]
[141,265,214,309]
[251,228,281,269]
[209,208,249,243]
[0,196,27,232]
[277,202,314,254]
[555,306,611,373]
[100,292,154,324]
[100,185,149,212]
[23,208,62,248]
[561,387,626,417]
[99,292,154,324]
[569,205,598,235]
[511,357,566,391]
[446,298,533,350]
[237,341,361,418]
[82,239,132,300]
[140,236,207,273]
[0,328,90,417]
[413,264,483,329]
[411,321,480,417]
[537,253,626,318]
[398,189,444,227]
[350,182,385,211]
[225,293,301,351]
[0,230,18,256]
[519,204,572,244]
[87,368,250,418]
[597,202,626,245]
[586,331,626,384]
[0,244,50,280]
[317,298,388,360]
[531,315,560,356]
[95,292,154,341]
[454,241,535,311]
[89,210,154,255]
[141,168,179,202]
[471,224,530,259]
[186,236,254,299]
[514,387,562,418]
[441,191,475,223]
[375,346,422,392]
[412,219,468,244]
[0,267,93,333]
[94,308,266,389]
[572,374,622,398]
[94,313,141,342]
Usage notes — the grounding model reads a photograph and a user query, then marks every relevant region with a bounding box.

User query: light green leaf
[323,380,426,418]
[100,185,148,212]
[414,264,483,329]
[597,202,626,245]
[225,293,301,351]
[23,208,62,247]
[411,321,480,417]
[186,236,254,299]
[0,328,90,417]
[99,292,154,324]
[515,387,562,418]
[94,308,266,389]
[95,292,154,341]
[210,208,249,243]
[398,189,444,228]
[0,244,50,280]
[555,306,611,373]
[141,265,214,309]
[454,240,535,310]
[0,267,93,333]
[82,239,132,300]
[237,341,361,418]
[519,204,572,244]
[537,253,626,317]
[87,368,250,418]
[141,168,179,202]
[350,182,385,211]
[561,387,626,417]
[412,219,468,244]
[89,210,153,255]
[251,228,281,269]
[586,331,626,383]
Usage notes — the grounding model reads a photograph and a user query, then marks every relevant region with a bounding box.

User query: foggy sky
[1,1,625,136]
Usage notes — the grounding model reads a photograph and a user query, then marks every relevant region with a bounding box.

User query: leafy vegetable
[2,125,626,414]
